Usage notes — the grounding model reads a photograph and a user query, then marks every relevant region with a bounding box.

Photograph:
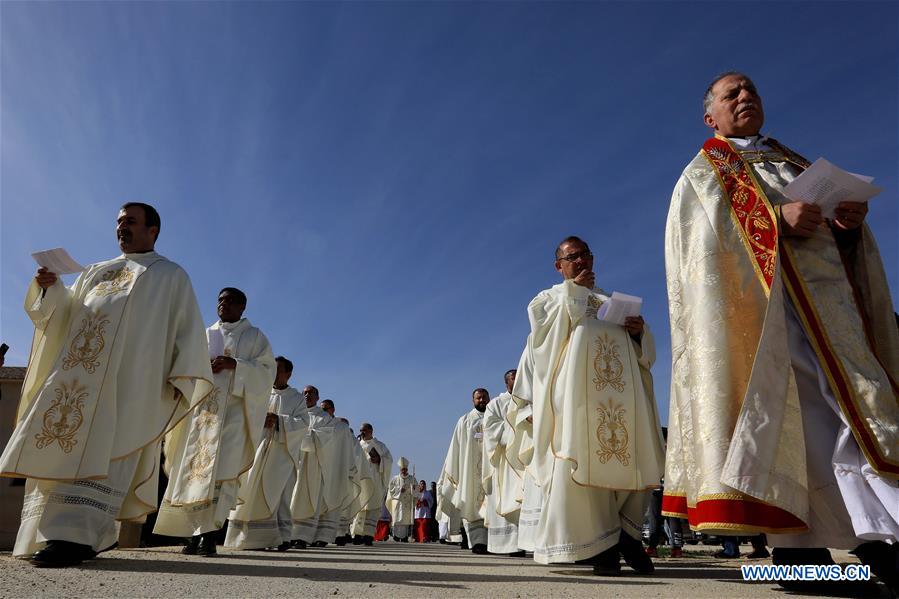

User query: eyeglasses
[558,250,593,262]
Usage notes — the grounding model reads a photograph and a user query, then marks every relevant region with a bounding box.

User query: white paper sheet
[31,248,85,274]
[207,328,225,359]
[784,158,882,219]
[596,291,642,325]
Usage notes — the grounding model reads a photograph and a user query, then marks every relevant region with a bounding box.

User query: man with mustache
[663,72,898,593]
[155,286,276,557]
[0,203,213,567]
[510,237,665,575]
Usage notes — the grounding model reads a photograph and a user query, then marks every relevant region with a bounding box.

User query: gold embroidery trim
[35,380,89,453]
[90,266,136,298]
[595,398,630,466]
[61,312,110,374]
[592,332,625,392]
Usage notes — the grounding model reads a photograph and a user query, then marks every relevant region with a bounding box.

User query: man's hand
[264,413,279,430]
[35,267,58,290]
[573,269,595,288]
[833,201,868,230]
[526,415,533,424]
[624,316,644,338]
[211,356,237,374]
[781,202,823,238]
[400,486,405,494]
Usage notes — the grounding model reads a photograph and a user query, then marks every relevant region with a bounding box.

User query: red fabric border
[702,137,778,290]
[662,493,806,531]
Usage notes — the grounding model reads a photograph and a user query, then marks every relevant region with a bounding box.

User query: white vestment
[439,408,488,547]
[224,385,305,549]
[512,281,665,564]
[664,134,899,545]
[155,318,276,537]
[483,393,523,554]
[310,417,359,544]
[290,406,354,543]
[387,473,418,538]
[351,437,393,538]
[0,252,213,556]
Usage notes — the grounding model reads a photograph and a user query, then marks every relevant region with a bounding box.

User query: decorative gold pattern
[90,266,135,297]
[195,387,222,429]
[61,312,110,374]
[586,294,603,319]
[35,380,89,453]
[187,441,214,481]
[595,398,630,465]
[592,332,625,392]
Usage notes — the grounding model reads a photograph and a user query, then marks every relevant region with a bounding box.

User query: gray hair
[703,71,753,114]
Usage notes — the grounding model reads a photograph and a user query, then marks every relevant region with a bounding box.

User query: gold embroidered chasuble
[159,318,276,511]
[511,282,665,493]
[662,136,899,533]
[0,252,213,518]
[482,393,524,519]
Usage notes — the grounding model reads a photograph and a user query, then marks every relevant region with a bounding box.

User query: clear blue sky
[1,1,896,482]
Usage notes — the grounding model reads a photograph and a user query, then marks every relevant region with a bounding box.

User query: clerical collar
[727,134,770,151]
[121,250,160,262]
[219,318,247,332]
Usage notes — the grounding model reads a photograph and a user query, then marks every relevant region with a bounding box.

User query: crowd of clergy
[0,70,897,595]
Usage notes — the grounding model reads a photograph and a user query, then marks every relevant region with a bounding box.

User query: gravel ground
[0,541,889,598]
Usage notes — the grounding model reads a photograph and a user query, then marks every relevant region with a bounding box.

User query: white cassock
[224,385,305,549]
[338,426,371,540]
[436,469,462,543]
[155,318,276,537]
[505,389,541,552]
[310,417,358,544]
[351,437,393,538]
[663,135,899,547]
[387,473,418,538]
[290,406,353,543]
[483,393,523,554]
[512,281,665,564]
[0,252,213,556]
[439,408,488,547]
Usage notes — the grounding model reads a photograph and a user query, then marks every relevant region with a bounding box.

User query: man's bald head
[360,422,373,440]
[702,71,764,137]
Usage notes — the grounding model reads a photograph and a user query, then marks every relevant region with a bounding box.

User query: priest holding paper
[0,203,213,567]
[511,236,665,575]
[154,287,276,557]
[664,71,898,592]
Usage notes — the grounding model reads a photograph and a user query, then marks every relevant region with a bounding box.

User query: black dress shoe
[196,533,217,557]
[292,539,307,549]
[351,535,364,545]
[592,546,621,577]
[312,541,328,548]
[618,531,654,574]
[181,535,201,555]
[508,550,526,557]
[363,535,373,546]
[852,541,899,595]
[335,535,347,547]
[471,543,488,555]
[30,541,97,568]
[773,546,880,595]
[276,541,290,552]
